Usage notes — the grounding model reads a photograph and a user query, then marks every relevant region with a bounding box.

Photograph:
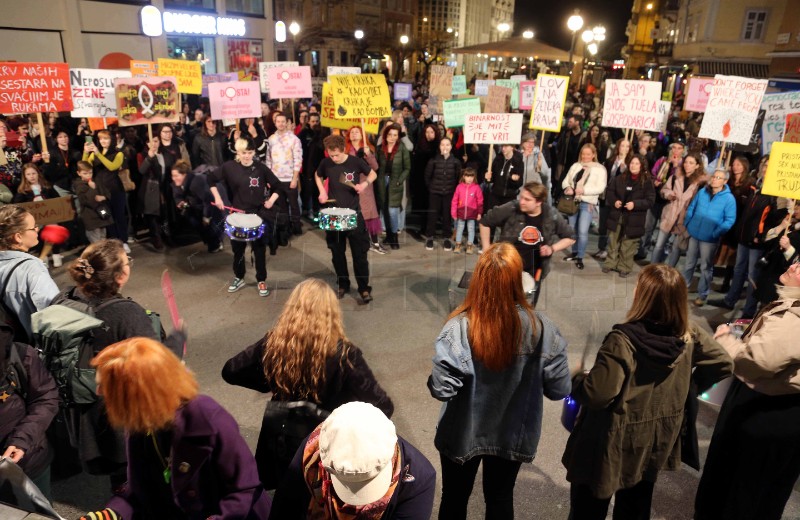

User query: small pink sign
[267,66,312,99]
[519,81,536,110]
[684,77,714,113]
[208,81,262,121]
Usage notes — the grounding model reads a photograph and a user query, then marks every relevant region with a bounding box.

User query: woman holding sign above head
[83,130,129,252]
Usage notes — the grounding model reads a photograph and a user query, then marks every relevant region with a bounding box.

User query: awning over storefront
[693,60,770,78]
[452,37,570,62]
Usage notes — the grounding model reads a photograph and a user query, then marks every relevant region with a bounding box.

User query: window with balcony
[741,9,767,42]
[226,0,265,16]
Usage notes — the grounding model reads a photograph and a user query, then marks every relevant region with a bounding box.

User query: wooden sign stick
[486,145,495,182]
[279,99,284,112]
[147,123,153,143]
[360,118,367,149]
[36,113,49,164]
[539,132,546,172]
[784,199,796,237]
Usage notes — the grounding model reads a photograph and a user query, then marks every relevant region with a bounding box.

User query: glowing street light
[587,42,598,55]
[581,29,594,43]
[523,30,534,39]
[566,10,584,73]
[400,34,409,45]
[354,29,364,40]
[289,21,300,36]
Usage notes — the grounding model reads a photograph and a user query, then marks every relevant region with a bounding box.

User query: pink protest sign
[684,77,714,113]
[208,81,261,120]
[519,81,536,110]
[266,66,312,99]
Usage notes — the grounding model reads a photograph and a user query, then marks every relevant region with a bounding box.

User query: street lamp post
[289,22,300,63]
[354,30,365,67]
[398,34,409,81]
[566,11,584,80]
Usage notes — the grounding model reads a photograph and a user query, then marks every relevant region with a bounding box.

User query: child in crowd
[450,168,483,254]
[14,163,58,203]
[73,160,111,243]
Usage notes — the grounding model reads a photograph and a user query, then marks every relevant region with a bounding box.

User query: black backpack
[0,258,35,344]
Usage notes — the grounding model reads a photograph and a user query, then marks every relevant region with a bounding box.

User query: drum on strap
[318,208,357,231]
[225,213,265,241]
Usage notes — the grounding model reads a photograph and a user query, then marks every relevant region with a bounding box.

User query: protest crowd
[0,56,799,520]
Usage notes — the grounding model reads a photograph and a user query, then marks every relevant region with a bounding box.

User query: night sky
[513,0,634,56]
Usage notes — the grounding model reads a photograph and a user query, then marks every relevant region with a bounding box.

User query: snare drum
[225,213,265,241]
[318,207,357,231]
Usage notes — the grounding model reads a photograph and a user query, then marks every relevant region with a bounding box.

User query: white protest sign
[510,75,527,82]
[70,68,132,118]
[464,113,524,144]
[475,79,494,96]
[519,81,535,110]
[327,66,360,77]
[658,100,671,133]
[698,75,768,145]
[258,61,298,93]
[394,82,413,101]
[208,81,262,120]
[602,79,663,131]
[761,90,800,155]
[530,74,569,132]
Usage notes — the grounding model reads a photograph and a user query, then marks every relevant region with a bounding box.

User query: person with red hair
[345,126,384,253]
[80,337,271,520]
[428,242,571,519]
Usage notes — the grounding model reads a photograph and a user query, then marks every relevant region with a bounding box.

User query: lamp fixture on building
[354,29,364,40]
[289,22,300,36]
[523,30,534,39]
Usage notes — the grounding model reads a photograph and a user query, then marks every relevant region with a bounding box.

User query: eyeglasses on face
[26,225,40,233]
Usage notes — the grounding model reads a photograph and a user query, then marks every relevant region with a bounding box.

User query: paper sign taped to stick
[202,73,239,97]
[429,65,454,100]
[394,82,413,101]
[320,82,379,134]
[761,91,800,155]
[519,81,536,110]
[330,74,391,119]
[762,141,800,199]
[698,75,768,146]
[327,66,360,77]
[451,75,468,95]
[114,76,180,127]
[443,98,481,128]
[258,61,298,93]
[70,68,131,118]
[157,59,201,95]
[495,79,520,110]
[0,62,73,113]
[209,81,261,120]
[683,77,714,113]
[267,66,312,99]
[530,74,568,132]
[484,85,511,114]
[18,197,75,226]
[475,79,494,97]
[464,113,524,144]
[602,79,663,131]
[130,60,157,78]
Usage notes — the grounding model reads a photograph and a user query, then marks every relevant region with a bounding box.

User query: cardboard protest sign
[327,66,360,77]
[519,81,535,110]
[330,74,391,119]
[683,77,714,112]
[783,113,800,144]
[475,79,494,97]
[321,82,379,134]
[202,73,238,97]
[485,85,511,114]
[602,79,663,131]
[157,59,202,95]
[451,75,468,95]
[464,113,524,144]
[258,61,298,93]
[530,74,569,132]
[130,60,157,78]
[761,91,800,155]
[698,75,768,146]
[114,76,180,127]
[266,66,312,99]
[208,81,261,120]
[733,108,765,153]
[761,141,800,199]
[70,68,131,118]
[0,62,73,113]
[18,197,75,226]
[394,82,413,101]
[495,79,520,110]
[429,65,454,100]
[443,98,481,128]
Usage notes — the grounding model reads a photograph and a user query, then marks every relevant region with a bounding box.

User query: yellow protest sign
[330,74,391,119]
[157,58,201,94]
[762,141,800,199]
[321,83,379,134]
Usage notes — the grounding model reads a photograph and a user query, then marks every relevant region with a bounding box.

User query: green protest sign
[443,98,481,128]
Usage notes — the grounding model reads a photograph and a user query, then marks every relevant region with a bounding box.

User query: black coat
[424,153,461,195]
[604,173,655,239]
[172,172,213,218]
[44,148,81,192]
[74,179,112,231]
[490,150,524,199]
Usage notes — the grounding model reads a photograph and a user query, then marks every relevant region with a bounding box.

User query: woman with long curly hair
[222,278,393,489]
[428,242,571,519]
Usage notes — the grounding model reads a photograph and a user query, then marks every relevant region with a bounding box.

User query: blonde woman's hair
[234,138,254,154]
[263,279,348,401]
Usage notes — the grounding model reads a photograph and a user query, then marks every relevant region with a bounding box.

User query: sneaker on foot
[595,250,608,260]
[209,244,224,253]
[228,277,245,293]
[425,238,434,250]
[694,297,706,307]
[564,253,577,262]
[257,281,270,297]
[123,243,131,254]
[370,243,387,255]
[443,239,453,251]
[453,242,463,253]
[466,244,474,255]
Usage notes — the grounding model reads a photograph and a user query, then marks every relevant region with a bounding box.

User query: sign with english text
[761,90,800,155]
[464,113,524,144]
[602,79,663,131]
[70,68,131,118]
[208,81,261,120]
[698,75,768,145]
[266,66,312,99]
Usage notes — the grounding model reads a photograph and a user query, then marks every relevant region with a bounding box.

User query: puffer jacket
[424,153,461,195]
[684,184,737,242]
[451,182,484,221]
[604,173,655,238]
[563,321,732,499]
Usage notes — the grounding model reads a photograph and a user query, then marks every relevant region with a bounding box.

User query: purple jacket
[107,395,271,520]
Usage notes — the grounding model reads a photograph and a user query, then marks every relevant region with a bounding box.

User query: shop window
[167,36,217,73]
[165,0,216,10]
[226,0,265,16]
[341,51,349,65]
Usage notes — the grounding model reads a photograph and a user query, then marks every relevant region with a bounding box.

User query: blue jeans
[382,176,400,233]
[455,219,476,244]
[683,238,718,300]
[651,229,682,267]
[568,202,593,259]
[725,244,761,316]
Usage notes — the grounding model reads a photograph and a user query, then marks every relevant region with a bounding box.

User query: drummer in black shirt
[315,134,377,303]
[209,138,285,297]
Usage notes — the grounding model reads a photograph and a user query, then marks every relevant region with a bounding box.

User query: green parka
[376,142,411,208]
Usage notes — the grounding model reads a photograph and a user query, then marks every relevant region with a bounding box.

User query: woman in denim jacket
[428,242,571,519]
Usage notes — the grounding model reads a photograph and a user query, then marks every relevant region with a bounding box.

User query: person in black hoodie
[170,159,222,253]
[483,144,524,246]
[424,137,461,251]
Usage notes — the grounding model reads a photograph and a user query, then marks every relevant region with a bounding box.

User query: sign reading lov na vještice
[530,74,568,132]
[0,62,73,114]
[320,82,380,134]
[114,76,180,127]
[442,98,481,128]
[70,68,132,118]
[698,75,768,146]
[157,59,202,94]
[601,79,663,131]
[464,113,524,144]
[330,74,391,119]
[208,81,261,120]
[761,141,800,199]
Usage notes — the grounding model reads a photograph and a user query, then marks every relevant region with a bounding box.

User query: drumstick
[223,205,245,213]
